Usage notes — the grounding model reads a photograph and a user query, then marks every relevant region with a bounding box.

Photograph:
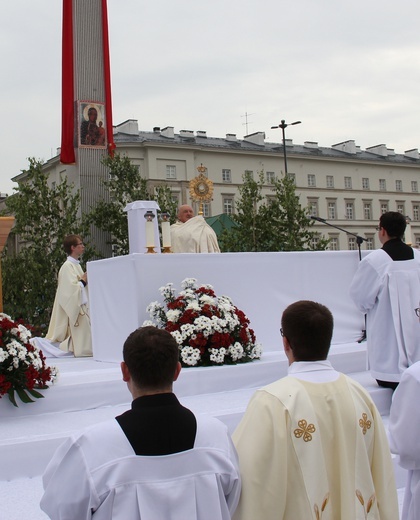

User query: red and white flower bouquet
[144,278,262,367]
[0,313,58,407]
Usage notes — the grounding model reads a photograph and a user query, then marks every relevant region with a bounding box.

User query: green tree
[219,171,329,252]
[2,158,86,330]
[86,153,178,256]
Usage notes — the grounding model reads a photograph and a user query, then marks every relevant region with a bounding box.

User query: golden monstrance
[189,164,214,215]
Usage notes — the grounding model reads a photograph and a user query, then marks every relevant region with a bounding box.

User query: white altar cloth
[87,251,366,362]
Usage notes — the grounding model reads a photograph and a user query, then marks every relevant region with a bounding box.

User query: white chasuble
[170,216,220,253]
[46,259,92,357]
[232,375,398,520]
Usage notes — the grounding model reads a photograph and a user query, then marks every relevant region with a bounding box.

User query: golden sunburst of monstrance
[189,164,214,215]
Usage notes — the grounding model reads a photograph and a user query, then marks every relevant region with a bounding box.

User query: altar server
[389,361,420,520]
[350,211,420,389]
[46,234,92,357]
[41,326,240,520]
[232,300,398,520]
[171,204,220,253]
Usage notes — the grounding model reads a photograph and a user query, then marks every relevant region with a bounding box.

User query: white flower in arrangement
[141,320,155,327]
[145,278,262,367]
[0,349,8,363]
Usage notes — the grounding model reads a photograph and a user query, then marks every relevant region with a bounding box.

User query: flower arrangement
[144,278,262,367]
[0,313,58,407]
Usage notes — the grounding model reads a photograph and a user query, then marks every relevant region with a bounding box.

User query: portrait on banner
[78,101,106,148]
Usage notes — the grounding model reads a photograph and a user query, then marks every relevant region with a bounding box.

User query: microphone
[310,216,327,223]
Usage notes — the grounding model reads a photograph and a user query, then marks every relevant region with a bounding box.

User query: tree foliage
[2,158,86,331]
[219,171,329,252]
[86,153,178,256]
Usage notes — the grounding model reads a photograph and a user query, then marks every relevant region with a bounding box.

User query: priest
[232,300,398,520]
[40,326,240,519]
[45,234,92,357]
[170,204,220,253]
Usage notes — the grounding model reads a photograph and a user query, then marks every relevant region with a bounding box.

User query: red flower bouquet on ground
[0,313,58,406]
[144,278,262,367]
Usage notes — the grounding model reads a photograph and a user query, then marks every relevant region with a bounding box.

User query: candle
[162,221,171,248]
[145,219,155,247]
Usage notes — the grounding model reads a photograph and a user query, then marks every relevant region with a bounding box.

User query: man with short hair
[350,211,420,388]
[170,204,220,253]
[46,234,92,357]
[41,326,240,520]
[232,300,398,520]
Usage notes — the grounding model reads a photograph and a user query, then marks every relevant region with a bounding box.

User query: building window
[327,201,336,220]
[416,236,420,248]
[413,204,419,221]
[396,180,403,192]
[310,236,320,249]
[397,203,405,214]
[412,181,418,193]
[326,175,334,188]
[223,197,234,215]
[287,173,296,185]
[166,165,176,179]
[222,169,231,183]
[366,237,374,250]
[244,170,253,179]
[363,202,372,220]
[202,202,211,217]
[345,202,354,220]
[307,174,316,187]
[379,179,386,191]
[348,237,356,250]
[308,199,318,217]
[329,236,339,251]
[344,177,352,189]
[362,178,370,190]
[266,171,275,183]
[380,202,389,214]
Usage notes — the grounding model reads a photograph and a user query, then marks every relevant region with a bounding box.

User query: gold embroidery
[356,489,376,516]
[294,419,316,442]
[314,492,330,519]
[359,412,372,435]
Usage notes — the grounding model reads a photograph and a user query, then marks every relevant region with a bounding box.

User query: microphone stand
[311,216,367,342]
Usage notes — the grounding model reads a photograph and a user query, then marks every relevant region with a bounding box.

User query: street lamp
[271,119,301,175]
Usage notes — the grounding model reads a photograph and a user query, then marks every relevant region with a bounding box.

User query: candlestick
[144,210,156,253]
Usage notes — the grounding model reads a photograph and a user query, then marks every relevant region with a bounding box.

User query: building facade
[11,119,420,253]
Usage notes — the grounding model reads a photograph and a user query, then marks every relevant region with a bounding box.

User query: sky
[1,0,420,194]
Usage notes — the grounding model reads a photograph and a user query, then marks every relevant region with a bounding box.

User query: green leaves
[219,171,329,252]
[7,387,45,407]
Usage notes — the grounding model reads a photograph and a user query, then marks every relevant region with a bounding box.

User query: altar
[87,250,366,362]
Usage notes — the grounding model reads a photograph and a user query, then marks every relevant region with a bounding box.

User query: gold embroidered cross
[359,413,372,435]
[294,419,316,442]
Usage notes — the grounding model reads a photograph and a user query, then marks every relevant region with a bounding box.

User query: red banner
[101,0,115,156]
[60,0,75,164]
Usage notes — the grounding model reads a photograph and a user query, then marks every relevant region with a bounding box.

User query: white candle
[145,219,155,247]
[405,222,413,246]
[162,221,171,248]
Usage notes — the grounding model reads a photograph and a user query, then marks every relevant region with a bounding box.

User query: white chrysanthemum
[180,346,201,366]
[17,348,27,360]
[186,301,200,312]
[0,313,12,320]
[0,348,9,362]
[181,278,197,290]
[13,357,20,369]
[141,320,155,327]
[166,309,181,323]
[209,347,226,364]
[228,342,244,361]
[250,343,263,359]
[17,324,32,342]
[170,331,183,345]
[199,294,214,305]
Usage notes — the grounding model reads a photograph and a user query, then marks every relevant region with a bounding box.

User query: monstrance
[189,164,214,215]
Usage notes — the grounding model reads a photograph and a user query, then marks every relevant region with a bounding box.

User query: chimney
[226,133,237,142]
[160,126,175,139]
[243,131,266,146]
[196,130,207,138]
[304,141,318,149]
[179,129,194,138]
[115,119,139,135]
[153,126,160,133]
[405,148,419,159]
[366,144,388,157]
[331,140,357,154]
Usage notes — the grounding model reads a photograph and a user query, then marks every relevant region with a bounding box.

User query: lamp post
[271,119,301,175]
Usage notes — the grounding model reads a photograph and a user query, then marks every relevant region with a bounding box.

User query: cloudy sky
[1,0,419,193]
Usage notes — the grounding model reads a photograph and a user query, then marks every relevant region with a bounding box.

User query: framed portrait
[78,101,107,148]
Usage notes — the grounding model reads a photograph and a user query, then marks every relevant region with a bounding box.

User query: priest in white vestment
[350,211,420,388]
[171,204,220,253]
[46,235,92,357]
[41,326,240,520]
[232,300,398,520]
[389,361,420,520]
